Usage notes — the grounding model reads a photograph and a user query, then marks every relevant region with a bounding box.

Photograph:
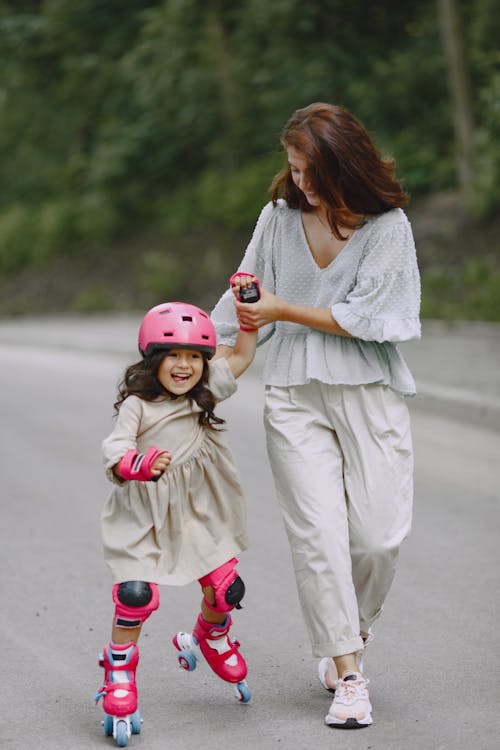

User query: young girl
[95,275,258,745]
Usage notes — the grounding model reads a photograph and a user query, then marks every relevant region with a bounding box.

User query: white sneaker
[318,657,337,693]
[318,631,374,693]
[325,671,372,728]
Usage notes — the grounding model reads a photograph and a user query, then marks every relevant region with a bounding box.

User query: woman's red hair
[271,103,408,239]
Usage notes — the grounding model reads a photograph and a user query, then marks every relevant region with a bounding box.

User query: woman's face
[287,145,321,207]
[157,348,204,395]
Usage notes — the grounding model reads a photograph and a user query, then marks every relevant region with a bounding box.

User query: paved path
[399,320,500,431]
[1,318,499,749]
[1,315,499,430]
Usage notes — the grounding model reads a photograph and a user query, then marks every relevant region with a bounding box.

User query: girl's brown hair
[114,350,225,429]
[271,102,408,240]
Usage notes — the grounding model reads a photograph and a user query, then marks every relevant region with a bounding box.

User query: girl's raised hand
[230,273,259,301]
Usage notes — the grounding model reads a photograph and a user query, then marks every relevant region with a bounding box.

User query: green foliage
[140,251,183,301]
[0,204,39,273]
[471,68,500,217]
[155,152,284,234]
[75,192,121,241]
[0,198,80,273]
[74,285,115,312]
[421,259,500,321]
[0,0,498,319]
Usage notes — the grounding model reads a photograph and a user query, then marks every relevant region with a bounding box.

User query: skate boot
[172,613,251,703]
[94,642,142,747]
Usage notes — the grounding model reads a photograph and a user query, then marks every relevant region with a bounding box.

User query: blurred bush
[0,0,498,318]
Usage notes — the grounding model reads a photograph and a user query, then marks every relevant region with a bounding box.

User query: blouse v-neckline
[299,210,357,271]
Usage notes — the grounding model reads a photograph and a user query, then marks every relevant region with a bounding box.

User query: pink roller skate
[94,642,142,747]
[172,613,251,702]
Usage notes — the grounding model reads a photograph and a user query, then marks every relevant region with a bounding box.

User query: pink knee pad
[112,581,160,629]
[198,558,245,613]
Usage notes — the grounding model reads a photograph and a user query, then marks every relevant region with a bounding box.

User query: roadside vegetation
[0,1,499,319]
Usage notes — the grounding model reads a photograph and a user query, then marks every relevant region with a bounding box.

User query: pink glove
[229,272,261,331]
[118,446,166,482]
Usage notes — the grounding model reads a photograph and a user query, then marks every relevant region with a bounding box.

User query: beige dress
[101,358,248,585]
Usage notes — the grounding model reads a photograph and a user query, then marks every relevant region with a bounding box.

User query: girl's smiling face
[157,348,204,395]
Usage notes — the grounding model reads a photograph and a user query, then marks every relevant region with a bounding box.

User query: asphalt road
[1,322,499,749]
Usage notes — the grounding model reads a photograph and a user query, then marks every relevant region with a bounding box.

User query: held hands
[230,272,281,332]
[117,446,171,482]
[230,273,260,331]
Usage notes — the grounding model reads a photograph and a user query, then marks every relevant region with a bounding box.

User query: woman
[211,102,421,728]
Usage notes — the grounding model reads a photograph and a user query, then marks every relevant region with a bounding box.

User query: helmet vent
[163,332,173,337]
[182,315,193,322]
[202,335,209,340]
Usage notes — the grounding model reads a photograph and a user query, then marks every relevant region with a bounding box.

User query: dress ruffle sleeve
[208,357,238,402]
[102,396,143,485]
[211,201,277,348]
[331,215,421,343]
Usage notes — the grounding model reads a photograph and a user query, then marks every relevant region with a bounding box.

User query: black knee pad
[198,559,246,613]
[112,581,160,629]
[117,581,154,607]
[225,575,246,609]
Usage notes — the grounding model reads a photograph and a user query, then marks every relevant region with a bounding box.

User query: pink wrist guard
[118,446,165,482]
[229,272,261,331]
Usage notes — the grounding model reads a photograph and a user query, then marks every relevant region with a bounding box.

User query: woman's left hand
[234,288,282,330]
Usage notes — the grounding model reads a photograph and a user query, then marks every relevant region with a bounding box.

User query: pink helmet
[138,302,216,358]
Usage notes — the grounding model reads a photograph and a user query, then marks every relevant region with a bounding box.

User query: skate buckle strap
[100,656,135,672]
[208,623,230,638]
[94,680,133,704]
[94,687,106,704]
[104,662,132,672]
[205,634,242,666]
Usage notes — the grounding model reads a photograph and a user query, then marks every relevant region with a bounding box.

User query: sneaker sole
[325,716,372,729]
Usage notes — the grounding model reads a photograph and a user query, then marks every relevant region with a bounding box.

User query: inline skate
[172,613,251,703]
[94,642,142,747]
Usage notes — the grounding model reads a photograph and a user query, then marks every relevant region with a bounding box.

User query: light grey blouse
[211,200,421,396]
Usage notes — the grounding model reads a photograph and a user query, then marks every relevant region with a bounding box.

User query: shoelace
[336,676,370,701]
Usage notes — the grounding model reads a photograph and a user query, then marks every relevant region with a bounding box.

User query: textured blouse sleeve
[331,213,421,343]
[211,202,277,347]
[101,396,143,484]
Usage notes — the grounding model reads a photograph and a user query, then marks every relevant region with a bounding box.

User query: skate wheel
[116,719,128,747]
[234,680,251,703]
[103,714,113,736]
[131,709,142,734]
[178,649,197,671]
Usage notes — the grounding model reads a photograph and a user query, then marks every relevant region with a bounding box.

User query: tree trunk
[206,5,240,171]
[437,0,475,206]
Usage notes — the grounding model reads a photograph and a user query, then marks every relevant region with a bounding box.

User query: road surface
[1,319,499,749]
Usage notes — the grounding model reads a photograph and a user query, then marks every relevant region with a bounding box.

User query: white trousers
[264,382,413,658]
